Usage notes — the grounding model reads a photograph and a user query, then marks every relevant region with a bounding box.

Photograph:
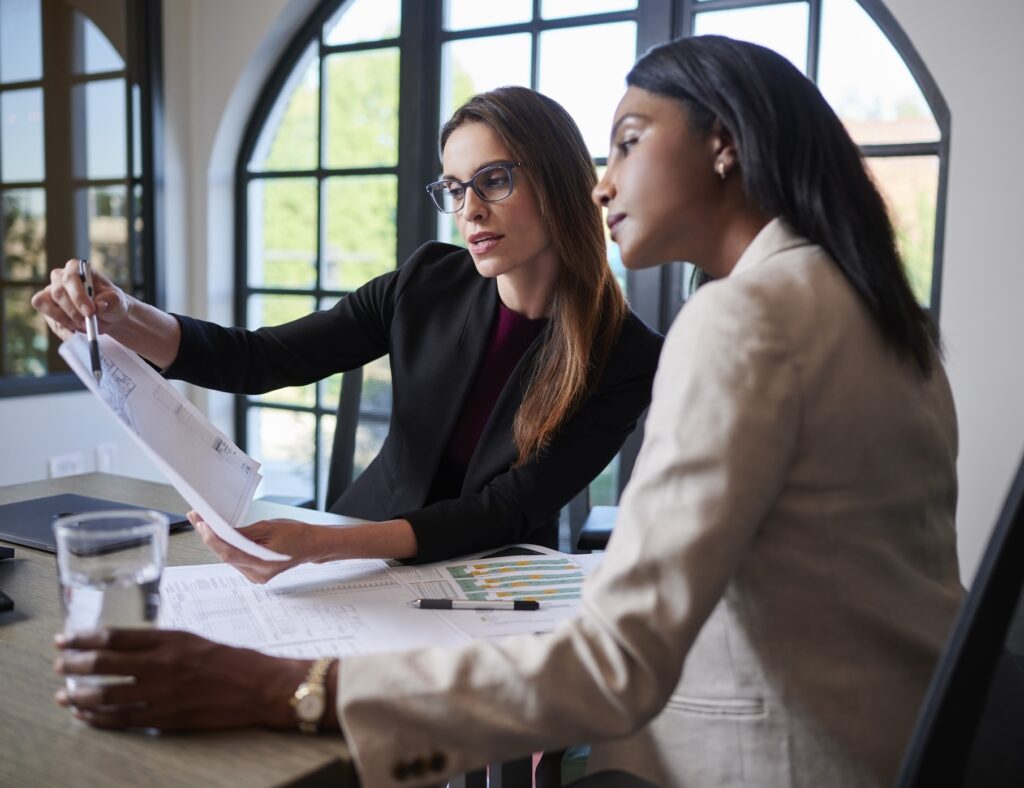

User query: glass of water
[54,509,169,690]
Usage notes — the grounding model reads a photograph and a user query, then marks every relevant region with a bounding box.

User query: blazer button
[392,760,409,781]
[430,752,447,772]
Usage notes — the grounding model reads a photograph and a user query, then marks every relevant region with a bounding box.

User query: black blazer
[166,242,663,562]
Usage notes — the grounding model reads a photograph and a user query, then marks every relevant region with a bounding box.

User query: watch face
[296,690,325,722]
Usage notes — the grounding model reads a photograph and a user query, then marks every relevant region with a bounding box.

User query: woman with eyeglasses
[32,86,663,576]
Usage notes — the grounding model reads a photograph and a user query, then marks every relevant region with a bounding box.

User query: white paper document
[59,333,285,561]
[160,560,466,657]
[159,547,605,657]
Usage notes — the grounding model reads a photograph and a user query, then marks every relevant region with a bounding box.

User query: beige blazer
[336,219,963,787]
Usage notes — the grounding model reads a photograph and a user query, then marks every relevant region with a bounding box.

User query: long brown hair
[440,87,627,464]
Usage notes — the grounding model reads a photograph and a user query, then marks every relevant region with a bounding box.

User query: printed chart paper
[159,547,605,655]
[59,333,285,561]
[390,546,602,641]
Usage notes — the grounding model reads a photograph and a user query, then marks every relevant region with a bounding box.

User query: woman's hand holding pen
[31,258,181,367]
[30,258,129,342]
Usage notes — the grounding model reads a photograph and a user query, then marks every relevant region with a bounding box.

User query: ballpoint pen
[411,598,540,611]
[78,259,103,383]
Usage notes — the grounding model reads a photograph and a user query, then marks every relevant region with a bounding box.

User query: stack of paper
[59,334,285,560]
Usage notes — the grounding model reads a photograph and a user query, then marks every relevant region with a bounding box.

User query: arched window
[238,0,947,513]
[0,0,161,396]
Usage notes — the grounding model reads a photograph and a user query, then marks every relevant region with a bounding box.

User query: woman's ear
[709,120,739,179]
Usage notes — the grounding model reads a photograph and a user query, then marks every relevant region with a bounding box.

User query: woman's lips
[606,213,625,239]
[468,232,504,254]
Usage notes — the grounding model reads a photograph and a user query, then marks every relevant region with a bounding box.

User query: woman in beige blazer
[56,36,963,788]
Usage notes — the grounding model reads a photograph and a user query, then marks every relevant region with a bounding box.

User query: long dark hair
[441,87,627,463]
[629,35,937,374]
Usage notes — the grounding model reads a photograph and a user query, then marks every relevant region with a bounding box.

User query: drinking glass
[54,509,169,690]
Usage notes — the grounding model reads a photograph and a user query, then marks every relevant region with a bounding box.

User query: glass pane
[324,48,400,169]
[444,0,532,31]
[132,183,143,277]
[82,186,129,285]
[3,286,47,376]
[132,83,142,177]
[589,455,620,507]
[324,0,400,45]
[865,155,939,306]
[818,0,939,145]
[360,355,392,415]
[319,414,336,509]
[435,212,463,247]
[353,420,388,480]
[538,23,637,157]
[320,370,343,414]
[246,293,317,407]
[1,89,45,182]
[694,4,809,75]
[247,407,315,503]
[74,12,125,74]
[596,165,625,292]
[247,178,318,289]
[74,79,127,179]
[249,45,319,172]
[0,0,42,83]
[440,34,531,128]
[322,175,396,291]
[3,189,46,279]
[542,0,636,19]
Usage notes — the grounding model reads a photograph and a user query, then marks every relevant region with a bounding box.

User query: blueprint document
[158,546,605,657]
[59,333,285,561]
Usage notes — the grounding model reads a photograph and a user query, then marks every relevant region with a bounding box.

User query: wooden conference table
[0,472,359,788]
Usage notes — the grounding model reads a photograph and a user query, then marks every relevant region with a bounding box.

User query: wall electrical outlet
[95,442,119,473]
[48,452,85,479]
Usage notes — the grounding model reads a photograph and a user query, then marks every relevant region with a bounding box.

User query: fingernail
[55,633,67,647]
[54,658,64,674]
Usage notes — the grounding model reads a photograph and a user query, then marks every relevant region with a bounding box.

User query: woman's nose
[592,172,614,207]
[462,186,488,221]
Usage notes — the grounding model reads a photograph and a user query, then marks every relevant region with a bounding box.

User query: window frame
[234,0,948,507]
[0,0,165,399]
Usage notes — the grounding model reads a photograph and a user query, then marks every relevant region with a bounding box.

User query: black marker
[411,598,540,611]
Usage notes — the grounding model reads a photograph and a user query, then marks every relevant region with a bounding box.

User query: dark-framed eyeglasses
[425,161,523,214]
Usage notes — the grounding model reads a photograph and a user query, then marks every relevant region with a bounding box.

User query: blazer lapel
[404,276,499,493]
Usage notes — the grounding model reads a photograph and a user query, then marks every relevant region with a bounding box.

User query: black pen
[78,259,102,383]
[411,598,540,611]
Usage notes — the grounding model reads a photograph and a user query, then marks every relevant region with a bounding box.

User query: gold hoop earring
[715,161,727,180]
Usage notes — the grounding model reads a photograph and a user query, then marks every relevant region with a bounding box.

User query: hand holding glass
[54,509,169,690]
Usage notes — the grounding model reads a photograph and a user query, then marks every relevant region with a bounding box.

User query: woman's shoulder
[401,241,474,275]
[620,310,664,353]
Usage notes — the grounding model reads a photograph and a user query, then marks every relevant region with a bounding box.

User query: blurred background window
[237,0,948,525]
[0,0,161,395]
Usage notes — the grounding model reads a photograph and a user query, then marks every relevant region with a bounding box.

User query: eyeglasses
[425,161,522,214]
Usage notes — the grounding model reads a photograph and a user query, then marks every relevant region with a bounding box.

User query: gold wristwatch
[290,657,336,733]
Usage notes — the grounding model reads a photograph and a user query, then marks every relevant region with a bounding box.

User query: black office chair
[895,449,1024,787]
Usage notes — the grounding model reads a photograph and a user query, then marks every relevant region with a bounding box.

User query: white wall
[883,0,1024,582]
[2,0,1022,586]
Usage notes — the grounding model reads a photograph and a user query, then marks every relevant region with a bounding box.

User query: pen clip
[78,259,94,298]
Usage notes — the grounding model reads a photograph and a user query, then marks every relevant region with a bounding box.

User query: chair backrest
[895,450,1024,787]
